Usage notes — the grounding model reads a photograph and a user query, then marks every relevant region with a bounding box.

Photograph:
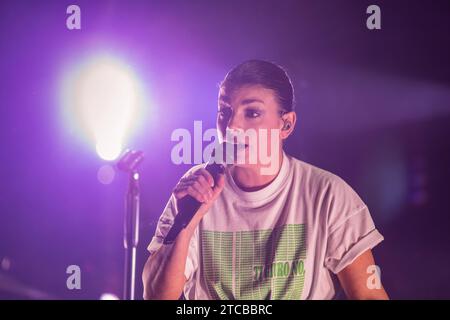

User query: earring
[283,121,291,130]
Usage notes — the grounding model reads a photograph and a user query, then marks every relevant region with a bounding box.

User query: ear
[280,111,296,140]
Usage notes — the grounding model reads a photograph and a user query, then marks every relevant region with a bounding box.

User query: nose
[227,110,242,130]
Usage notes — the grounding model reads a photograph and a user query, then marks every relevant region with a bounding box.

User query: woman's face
[217,84,294,170]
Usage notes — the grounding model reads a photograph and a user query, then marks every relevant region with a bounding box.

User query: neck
[230,151,284,192]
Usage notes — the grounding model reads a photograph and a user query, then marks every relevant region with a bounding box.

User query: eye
[218,107,232,120]
[244,108,261,119]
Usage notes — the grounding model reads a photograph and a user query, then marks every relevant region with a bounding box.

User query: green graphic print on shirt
[200,224,307,300]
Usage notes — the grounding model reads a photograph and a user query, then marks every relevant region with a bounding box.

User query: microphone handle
[163,162,224,244]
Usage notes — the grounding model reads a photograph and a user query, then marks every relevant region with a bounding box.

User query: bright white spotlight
[99,293,120,300]
[96,140,122,161]
[62,54,145,161]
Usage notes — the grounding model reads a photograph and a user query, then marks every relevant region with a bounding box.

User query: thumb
[212,174,225,196]
[197,173,225,218]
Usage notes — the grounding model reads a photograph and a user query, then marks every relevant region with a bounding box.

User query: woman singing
[142,60,388,300]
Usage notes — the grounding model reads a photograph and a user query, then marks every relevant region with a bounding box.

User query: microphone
[163,142,239,244]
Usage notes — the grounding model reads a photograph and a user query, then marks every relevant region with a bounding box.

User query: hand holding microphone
[163,142,237,244]
[173,168,225,226]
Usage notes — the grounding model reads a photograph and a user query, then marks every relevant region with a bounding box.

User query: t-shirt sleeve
[324,176,384,274]
[147,194,199,282]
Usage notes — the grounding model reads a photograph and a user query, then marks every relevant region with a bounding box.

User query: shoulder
[287,154,367,220]
[288,155,349,193]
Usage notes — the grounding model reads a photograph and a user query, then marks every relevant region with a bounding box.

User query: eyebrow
[218,96,265,107]
[241,98,265,105]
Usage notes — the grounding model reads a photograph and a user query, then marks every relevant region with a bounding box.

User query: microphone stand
[117,150,144,300]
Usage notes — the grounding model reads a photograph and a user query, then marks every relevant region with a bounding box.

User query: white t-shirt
[147,152,384,300]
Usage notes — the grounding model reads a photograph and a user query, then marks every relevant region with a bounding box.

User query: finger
[177,177,205,189]
[212,174,225,197]
[180,175,198,184]
[175,179,213,201]
[173,180,196,197]
[174,178,195,190]
[186,185,207,203]
[176,180,195,189]
[195,175,214,199]
[191,180,213,201]
[195,168,215,187]
[215,174,225,194]
[173,187,188,200]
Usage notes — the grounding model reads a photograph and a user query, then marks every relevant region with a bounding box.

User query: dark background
[0,0,449,299]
